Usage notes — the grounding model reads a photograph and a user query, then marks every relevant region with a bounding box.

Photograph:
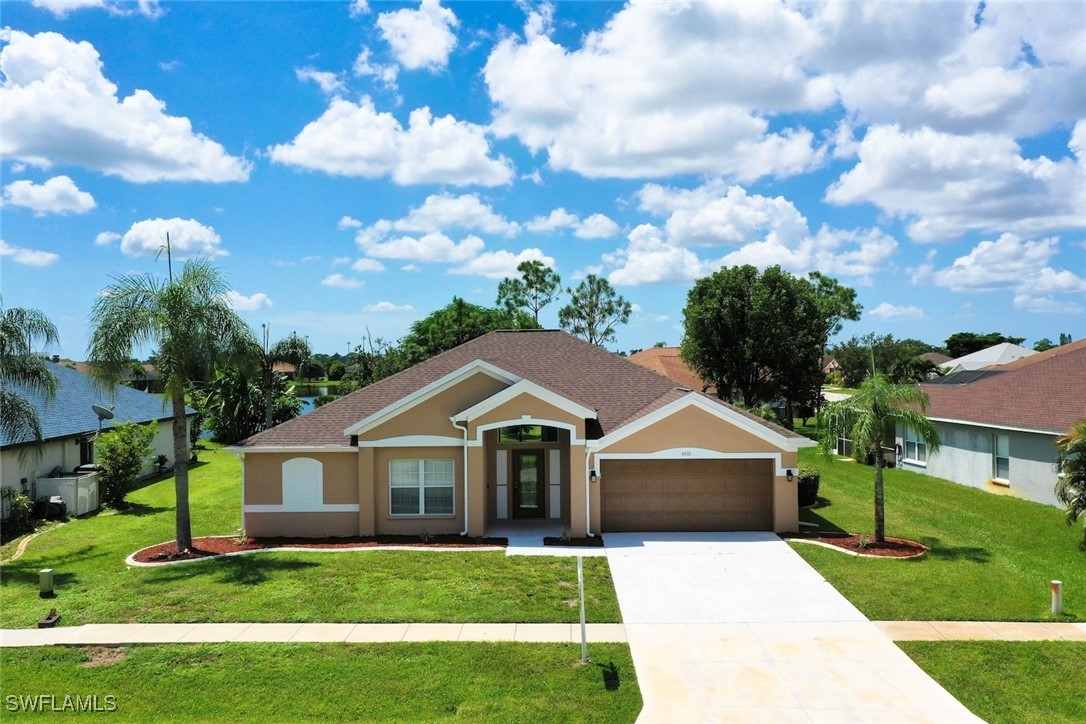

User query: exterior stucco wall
[467,393,587,439]
[897,421,1060,507]
[243,452,358,506]
[358,373,510,441]
[599,406,787,455]
[245,511,358,538]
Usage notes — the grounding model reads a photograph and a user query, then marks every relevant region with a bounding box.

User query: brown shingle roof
[627,347,711,393]
[920,337,1086,434]
[240,330,803,447]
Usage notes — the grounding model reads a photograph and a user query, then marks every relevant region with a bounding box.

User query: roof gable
[453,379,597,423]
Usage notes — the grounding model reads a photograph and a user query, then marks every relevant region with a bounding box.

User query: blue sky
[2,0,1084,360]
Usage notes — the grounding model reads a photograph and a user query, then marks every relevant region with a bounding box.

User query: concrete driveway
[605,532,980,723]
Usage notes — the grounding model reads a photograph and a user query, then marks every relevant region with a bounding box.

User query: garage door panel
[602,459,773,532]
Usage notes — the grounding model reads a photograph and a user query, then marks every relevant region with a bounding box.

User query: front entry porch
[483,424,577,531]
[485,520,606,557]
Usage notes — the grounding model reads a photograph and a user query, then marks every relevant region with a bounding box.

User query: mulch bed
[543,535,605,547]
[132,535,508,563]
[784,532,929,558]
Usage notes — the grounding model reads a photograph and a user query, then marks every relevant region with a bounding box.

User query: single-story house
[627,346,713,393]
[941,342,1035,373]
[896,339,1085,506]
[821,355,840,374]
[232,330,813,538]
[0,363,193,514]
[918,351,951,367]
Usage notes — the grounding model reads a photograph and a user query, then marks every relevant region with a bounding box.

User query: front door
[512,450,544,518]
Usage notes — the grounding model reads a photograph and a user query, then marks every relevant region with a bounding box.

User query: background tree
[348,332,411,387]
[558,274,631,346]
[1055,420,1086,551]
[402,297,534,363]
[255,326,310,428]
[680,265,825,415]
[1033,338,1056,352]
[1059,332,1074,346]
[0,300,59,452]
[945,331,1025,358]
[203,367,302,444]
[831,334,940,387]
[88,259,256,552]
[96,421,155,508]
[496,260,562,325]
[326,360,346,381]
[818,373,941,542]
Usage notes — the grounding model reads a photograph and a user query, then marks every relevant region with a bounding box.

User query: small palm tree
[819,373,941,542]
[1055,420,1086,550]
[0,300,59,452]
[88,259,255,551]
[256,326,310,429]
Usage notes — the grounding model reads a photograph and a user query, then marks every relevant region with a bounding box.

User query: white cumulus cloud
[869,303,925,320]
[94,231,120,246]
[223,290,272,312]
[321,274,363,289]
[525,208,619,239]
[361,232,485,264]
[0,30,249,183]
[377,0,459,71]
[0,239,59,266]
[118,218,226,258]
[295,67,346,95]
[2,175,95,215]
[268,97,512,186]
[350,258,385,273]
[363,301,414,313]
[450,247,555,279]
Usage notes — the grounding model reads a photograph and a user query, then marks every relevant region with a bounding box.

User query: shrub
[97,421,156,508]
[797,467,820,507]
[313,394,338,408]
[1,487,35,534]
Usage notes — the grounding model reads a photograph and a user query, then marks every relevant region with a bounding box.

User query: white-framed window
[903,428,927,464]
[390,459,454,516]
[993,434,1010,481]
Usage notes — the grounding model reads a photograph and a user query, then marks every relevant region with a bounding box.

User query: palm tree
[256,326,310,429]
[818,373,941,542]
[88,259,255,551]
[1055,420,1086,550]
[0,299,59,452]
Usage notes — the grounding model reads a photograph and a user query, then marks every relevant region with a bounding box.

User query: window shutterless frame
[389,458,454,516]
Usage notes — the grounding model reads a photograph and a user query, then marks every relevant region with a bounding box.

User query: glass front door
[512,450,544,518]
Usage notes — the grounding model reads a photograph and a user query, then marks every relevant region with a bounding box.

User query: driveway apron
[604,532,980,723]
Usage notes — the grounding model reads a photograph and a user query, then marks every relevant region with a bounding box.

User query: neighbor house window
[993,434,1010,481]
[904,428,926,463]
[390,459,454,515]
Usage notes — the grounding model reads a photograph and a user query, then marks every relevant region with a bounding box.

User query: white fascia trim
[471,418,587,446]
[244,504,360,513]
[927,417,1062,437]
[226,446,357,454]
[589,393,814,453]
[453,379,597,423]
[343,360,521,437]
[593,449,790,476]
[355,435,465,448]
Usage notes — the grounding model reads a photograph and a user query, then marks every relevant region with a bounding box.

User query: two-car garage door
[600,458,773,531]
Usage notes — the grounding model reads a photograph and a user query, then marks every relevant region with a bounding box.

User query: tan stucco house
[232,330,814,539]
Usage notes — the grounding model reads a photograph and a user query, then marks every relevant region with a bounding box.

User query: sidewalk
[875,621,1086,641]
[1,622,627,647]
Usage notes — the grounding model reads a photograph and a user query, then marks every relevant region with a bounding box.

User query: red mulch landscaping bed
[784,532,928,558]
[133,535,508,563]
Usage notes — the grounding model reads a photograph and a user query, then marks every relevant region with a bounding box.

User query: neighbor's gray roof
[1,363,193,447]
[239,329,804,448]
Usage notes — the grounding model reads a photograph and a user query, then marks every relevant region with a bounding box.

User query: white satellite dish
[91,403,115,439]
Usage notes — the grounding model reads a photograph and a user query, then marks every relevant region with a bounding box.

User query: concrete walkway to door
[605,532,982,723]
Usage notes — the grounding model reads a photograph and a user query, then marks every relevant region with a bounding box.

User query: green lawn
[0,446,621,628]
[899,641,1086,724]
[0,642,641,722]
[792,447,1085,621]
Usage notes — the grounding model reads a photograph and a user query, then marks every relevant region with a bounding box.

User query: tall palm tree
[818,373,941,542]
[1055,419,1086,550]
[88,260,255,551]
[0,300,59,452]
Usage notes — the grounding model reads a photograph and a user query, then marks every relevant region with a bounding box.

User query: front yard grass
[0,446,620,628]
[0,642,641,722]
[899,641,1086,724]
[793,447,1085,621]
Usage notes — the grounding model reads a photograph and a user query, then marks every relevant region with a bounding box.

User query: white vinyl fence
[35,473,100,516]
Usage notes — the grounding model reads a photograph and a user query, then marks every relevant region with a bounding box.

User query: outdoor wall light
[786,469,794,482]
[589,469,598,483]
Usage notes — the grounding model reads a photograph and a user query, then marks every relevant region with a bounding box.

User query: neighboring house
[821,355,840,374]
[941,343,1035,373]
[0,363,193,513]
[627,347,713,393]
[232,330,813,539]
[272,362,296,380]
[918,352,951,367]
[896,339,1086,506]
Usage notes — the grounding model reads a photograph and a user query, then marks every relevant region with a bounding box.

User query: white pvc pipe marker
[1051,580,1063,615]
[578,555,588,663]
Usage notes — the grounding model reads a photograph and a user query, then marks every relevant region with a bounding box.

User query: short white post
[39,569,55,598]
[1051,580,1063,615]
[578,554,588,663]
